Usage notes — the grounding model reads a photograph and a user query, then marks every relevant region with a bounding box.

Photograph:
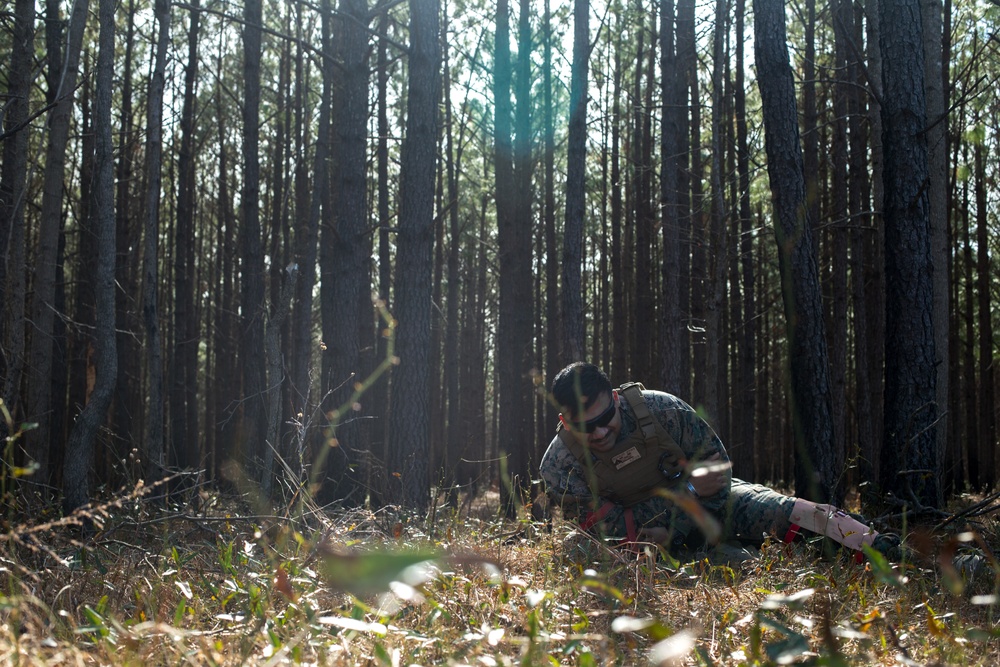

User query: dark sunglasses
[576,399,617,434]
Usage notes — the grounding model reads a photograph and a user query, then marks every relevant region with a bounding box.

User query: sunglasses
[570,398,617,434]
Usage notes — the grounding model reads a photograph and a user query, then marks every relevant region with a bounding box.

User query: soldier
[539,362,900,563]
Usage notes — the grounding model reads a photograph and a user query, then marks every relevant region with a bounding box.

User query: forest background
[0,0,998,517]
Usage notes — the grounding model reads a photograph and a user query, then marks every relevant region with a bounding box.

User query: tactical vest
[558,382,688,506]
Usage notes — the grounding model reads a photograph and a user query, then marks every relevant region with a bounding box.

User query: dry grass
[2,485,1000,666]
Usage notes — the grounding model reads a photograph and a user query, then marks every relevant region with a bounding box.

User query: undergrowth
[1,485,1000,666]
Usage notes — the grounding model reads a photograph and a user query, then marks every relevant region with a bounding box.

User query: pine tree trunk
[878,0,940,507]
[494,0,536,511]
[705,0,728,430]
[802,0,819,246]
[212,88,238,482]
[241,0,268,482]
[676,0,695,396]
[921,0,950,492]
[829,0,852,492]
[543,0,562,436]
[289,0,330,485]
[687,8,706,401]
[112,0,138,468]
[442,20,464,492]
[141,0,171,481]
[630,15,649,378]
[561,0,589,365]
[26,0,89,486]
[171,0,201,472]
[847,1,873,494]
[753,0,839,503]
[734,0,756,481]
[861,0,887,504]
[660,0,683,395]
[0,0,33,427]
[960,170,977,487]
[371,7,392,490]
[974,134,996,487]
[63,0,117,513]
[389,0,441,508]
[610,21,627,381]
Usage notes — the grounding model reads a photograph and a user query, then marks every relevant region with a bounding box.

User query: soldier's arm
[647,392,732,511]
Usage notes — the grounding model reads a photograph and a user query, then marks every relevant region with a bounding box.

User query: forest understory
[2,479,1000,666]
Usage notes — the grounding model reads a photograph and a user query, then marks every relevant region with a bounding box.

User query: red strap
[580,500,617,531]
[579,501,639,546]
[624,508,638,543]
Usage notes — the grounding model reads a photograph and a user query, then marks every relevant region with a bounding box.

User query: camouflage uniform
[539,388,797,552]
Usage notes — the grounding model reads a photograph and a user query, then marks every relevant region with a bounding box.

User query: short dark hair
[551,362,612,418]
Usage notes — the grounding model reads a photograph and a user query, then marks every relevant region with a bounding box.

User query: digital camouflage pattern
[539,388,798,552]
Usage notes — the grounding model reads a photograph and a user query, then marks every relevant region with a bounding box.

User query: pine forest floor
[2,481,1000,666]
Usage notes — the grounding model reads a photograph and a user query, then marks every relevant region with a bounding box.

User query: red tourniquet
[579,501,639,544]
[580,500,616,531]
[623,508,638,543]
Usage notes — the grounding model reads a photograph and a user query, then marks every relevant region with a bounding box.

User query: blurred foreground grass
[1,487,1000,666]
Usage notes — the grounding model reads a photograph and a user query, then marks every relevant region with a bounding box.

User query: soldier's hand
[688,453,729,497]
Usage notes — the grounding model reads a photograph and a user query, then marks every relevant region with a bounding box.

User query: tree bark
[171,0,201,472]
[753,0,839,503]
[561,0,589,366]
[705,0,728,428]
[686,0,705,401]
[389,0,441,508]
[113,0,139,465]
[288,0,331,486]
[371,7,392,489]
[848,0,873,495]
[458,194,489,493]
[508,0,535,496]
[734,0,756,481]
[0,0,32,429]
[442,15,465,491]
[263,265,298,497]
[328,0,371,500]
[25,0,90,486]
[802,0,819,245]
[921,0,949,492]
[212,83,238,482]
[492,0,535,511]
[676,0,695,396]
[659,0,683,395]
[241,0,268,482]
[974,131,996,487]
[543,0,562,438]
[141,0,171,481]
[878,0,939,508]
[66,63,96,488]
[861,0,886,504]
[610,20,627,381]
[63,0,117,513]
[960,164,977,487]
[829,0,852,490]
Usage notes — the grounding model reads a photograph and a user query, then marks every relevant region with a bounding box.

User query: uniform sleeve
[646,392,732,513]
[539,435,595,500]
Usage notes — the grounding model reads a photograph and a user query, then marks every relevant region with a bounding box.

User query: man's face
[563,390,621,453]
